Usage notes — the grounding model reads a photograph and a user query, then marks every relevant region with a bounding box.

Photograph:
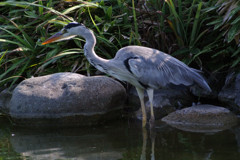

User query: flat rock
[218,73,240,113]
[8,72,126,127]
[162,104,238,133]
[128,85,194,120]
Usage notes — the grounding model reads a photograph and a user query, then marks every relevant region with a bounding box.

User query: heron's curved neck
[80,29,109,73]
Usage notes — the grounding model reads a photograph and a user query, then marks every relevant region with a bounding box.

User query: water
[0,116,240,160]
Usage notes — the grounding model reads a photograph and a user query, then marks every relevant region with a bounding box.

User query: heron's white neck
[79,28,109,73]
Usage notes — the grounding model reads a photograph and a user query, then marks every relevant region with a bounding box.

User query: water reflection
[1,117,240,160]
[140,128,156,160]
[10,122,129,160]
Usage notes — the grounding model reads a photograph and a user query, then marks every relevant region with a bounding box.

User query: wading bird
[42,22,211,128]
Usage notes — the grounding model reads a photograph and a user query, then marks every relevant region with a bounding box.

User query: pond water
[0,115,240,160]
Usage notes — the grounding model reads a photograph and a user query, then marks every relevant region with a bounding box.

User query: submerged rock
[8,72,126,127]
[218,73,240,113]
[129,85,194,120]
[162,104,238,133]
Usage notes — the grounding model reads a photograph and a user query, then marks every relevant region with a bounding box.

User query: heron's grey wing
[128,54,211,91]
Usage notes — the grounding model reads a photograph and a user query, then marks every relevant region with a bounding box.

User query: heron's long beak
[42,32,63,45]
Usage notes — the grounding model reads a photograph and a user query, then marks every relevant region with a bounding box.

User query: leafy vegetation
[0,0,239,89]
[207,0,240,67]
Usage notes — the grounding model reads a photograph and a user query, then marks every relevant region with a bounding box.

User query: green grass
[0,0,239,89]
[0,0,135,88]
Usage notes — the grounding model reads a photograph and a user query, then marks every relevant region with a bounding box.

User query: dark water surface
[0,116,240,160]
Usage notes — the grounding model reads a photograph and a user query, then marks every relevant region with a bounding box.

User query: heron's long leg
[147,89,155,127]
[136,87,147,127]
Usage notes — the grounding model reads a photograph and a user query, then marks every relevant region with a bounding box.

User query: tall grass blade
[10,58,31,88]
[38,0,43,15]
[166,0,185,45]
[0,76,25,85]
[231,57,240,67]
[131,0,141,45]
[0,27,33,50]
[62,2,100,15]
[0,58,26,80]
[190,2,202,47]
[0,39,24,47]
[88,7,101,34]
[0,50,7,65]
[186,0,196,31]
[178,0,182,19]
[0,1,73,21]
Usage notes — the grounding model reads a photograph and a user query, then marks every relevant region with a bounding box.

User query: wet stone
[162,104,238,133]
[8,72,127,127]
[218,73,240,113]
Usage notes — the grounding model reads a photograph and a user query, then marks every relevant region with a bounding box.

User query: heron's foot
[149,117,155,129]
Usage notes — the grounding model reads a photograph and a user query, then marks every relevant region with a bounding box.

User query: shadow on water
[1,115,240,160]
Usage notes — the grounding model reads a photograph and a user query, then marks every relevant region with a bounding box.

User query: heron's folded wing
[128,55,201,89]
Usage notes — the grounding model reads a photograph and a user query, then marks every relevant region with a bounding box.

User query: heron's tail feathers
[191,69,212,92]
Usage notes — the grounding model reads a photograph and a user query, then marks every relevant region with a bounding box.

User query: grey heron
[42,22,211,128]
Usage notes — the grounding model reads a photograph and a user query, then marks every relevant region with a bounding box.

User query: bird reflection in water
[141,128,156,160]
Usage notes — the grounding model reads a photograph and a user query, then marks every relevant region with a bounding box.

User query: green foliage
[0,0,239,88]
[130,0,218,66]
[213,0,240,45]
[0,0,137,88]
[165,0,211,65]
[206,0,240,67]
[132,0,239,71]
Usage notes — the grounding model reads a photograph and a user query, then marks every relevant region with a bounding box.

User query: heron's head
[42,22,86,45]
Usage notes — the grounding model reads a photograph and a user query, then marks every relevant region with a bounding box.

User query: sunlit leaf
[106,6,112,19]
[95,15,103,23]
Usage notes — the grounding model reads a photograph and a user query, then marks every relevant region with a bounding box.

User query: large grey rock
[9,72,126,126]
[128,85,194,120]
[162,104,238,133]
[218,73,240,112]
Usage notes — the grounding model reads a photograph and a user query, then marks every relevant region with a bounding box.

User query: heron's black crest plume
[64,22,83,29]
